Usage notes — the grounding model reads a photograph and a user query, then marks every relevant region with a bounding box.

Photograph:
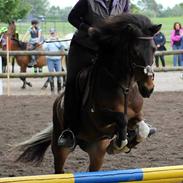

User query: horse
[0,33,16,73]
[15,14,161,173]
[6,22,46,89]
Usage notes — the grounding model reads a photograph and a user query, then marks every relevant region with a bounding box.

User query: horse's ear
[149,24,162,35]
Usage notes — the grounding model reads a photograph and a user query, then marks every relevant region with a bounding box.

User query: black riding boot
[50,81,54,93]
[57,81,62,94]
[28,55,37,67]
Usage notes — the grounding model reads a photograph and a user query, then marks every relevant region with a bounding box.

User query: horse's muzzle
[138,83,154,98]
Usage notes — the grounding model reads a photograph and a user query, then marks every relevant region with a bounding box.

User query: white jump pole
[0,56,3,95]
[6,37,10,96]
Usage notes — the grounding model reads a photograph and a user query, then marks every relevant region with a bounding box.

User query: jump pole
[6,37,10,96]
[0,165,183,183]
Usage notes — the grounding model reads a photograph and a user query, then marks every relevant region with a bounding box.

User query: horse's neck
[98,52,133,85]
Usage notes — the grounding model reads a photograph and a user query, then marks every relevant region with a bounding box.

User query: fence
[1,49,183,95]
[0,165,183,183]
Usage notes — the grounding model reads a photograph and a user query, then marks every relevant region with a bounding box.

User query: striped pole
[0,165,183,183]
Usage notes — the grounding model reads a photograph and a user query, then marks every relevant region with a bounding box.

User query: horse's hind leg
[52,130,71,174]
[12,57,15,73]
[87,139,110,172]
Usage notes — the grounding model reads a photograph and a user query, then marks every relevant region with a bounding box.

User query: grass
[1,16,183,67]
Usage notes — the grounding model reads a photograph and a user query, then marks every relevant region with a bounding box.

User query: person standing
[153,31,166,67]
[170,22,183,66]
[44,28,65,94]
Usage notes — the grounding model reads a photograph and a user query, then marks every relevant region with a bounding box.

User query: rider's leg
[59,42,96,147]
[28,43,37,67]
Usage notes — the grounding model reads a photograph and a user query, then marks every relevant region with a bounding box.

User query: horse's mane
[92,14,155,79]
[11,38,27,50]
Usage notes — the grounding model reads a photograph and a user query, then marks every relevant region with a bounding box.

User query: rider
[59,0,156,149]
[22,19,42,67]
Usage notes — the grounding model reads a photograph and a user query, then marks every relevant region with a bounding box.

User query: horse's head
[90,14,161,98]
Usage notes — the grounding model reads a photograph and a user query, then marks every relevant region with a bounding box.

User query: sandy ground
[0,71,183,178]
[1,71,183,96]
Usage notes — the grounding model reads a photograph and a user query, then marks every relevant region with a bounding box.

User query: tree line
[0,0,183,23]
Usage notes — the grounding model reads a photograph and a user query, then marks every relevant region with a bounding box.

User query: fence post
[6,37,10,96]
[0,56,3,95]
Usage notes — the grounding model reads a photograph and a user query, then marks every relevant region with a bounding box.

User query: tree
[47,6,72,22]
[26,0,50,17]
[136,0,164,17]
[0,0,30,23]
[131,3,140,13]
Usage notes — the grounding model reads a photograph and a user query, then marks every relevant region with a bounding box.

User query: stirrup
[58,129,76,150]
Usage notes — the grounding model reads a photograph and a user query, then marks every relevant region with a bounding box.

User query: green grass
[0,21,75,39]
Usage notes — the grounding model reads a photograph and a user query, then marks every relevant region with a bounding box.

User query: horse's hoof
[27,83,32,87]
[148,127,157,137]
[106,139,129,154]
[41,84,48,90]
[21,86,26,89]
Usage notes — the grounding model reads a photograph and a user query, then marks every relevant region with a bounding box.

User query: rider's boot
[28,55,37,67]
[57,80,62,94]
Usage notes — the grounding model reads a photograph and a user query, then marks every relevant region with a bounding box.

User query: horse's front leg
[87,139,110,172]
[97,109,128,154]
[12,57,15,73]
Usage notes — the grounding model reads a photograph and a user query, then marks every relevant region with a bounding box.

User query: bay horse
[6,22,46,88]
[16,14,161,173]
[0,33,15,73]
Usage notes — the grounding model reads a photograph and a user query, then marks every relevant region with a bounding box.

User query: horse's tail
[15,124,53,164]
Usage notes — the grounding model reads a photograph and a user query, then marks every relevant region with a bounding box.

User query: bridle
[131,36,155,77]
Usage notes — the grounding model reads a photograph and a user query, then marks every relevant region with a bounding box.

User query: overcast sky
[49,0,183,8]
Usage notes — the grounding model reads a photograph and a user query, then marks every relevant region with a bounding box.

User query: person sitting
[153,31,166,67]
[22,19,43,67]
[44,28,65,94]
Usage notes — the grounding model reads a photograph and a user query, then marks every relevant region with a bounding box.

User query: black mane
[92,14,156,79]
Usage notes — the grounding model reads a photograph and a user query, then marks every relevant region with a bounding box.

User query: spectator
[44,28,65,94]
[153,31,166,67]
[170,22,183,66]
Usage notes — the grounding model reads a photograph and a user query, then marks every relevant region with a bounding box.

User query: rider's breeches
[64,42,96,132]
